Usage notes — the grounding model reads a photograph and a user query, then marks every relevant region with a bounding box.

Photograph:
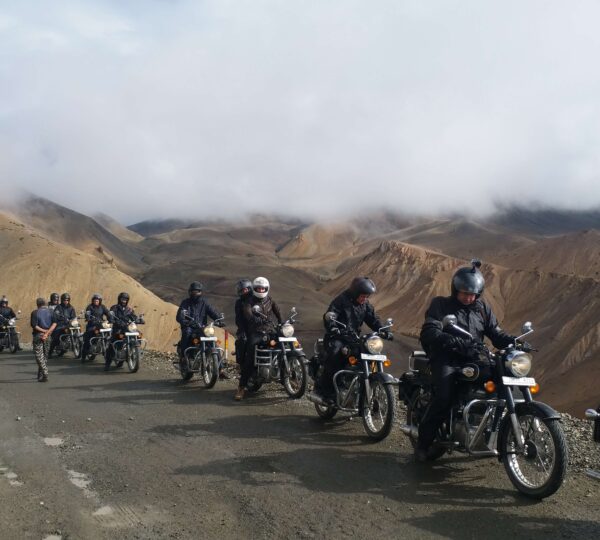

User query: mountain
[93,213,144,244]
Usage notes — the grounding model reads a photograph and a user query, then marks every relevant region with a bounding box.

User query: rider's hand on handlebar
[380,329,393,341]
[518,340,535,353]
[329,327,341,336]
[215,321,225,328]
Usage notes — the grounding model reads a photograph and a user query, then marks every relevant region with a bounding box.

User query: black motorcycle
[82,313,113,363]
[175,311,225,388]
[584,406,600,481]
[0,312,20,354]
[106,312,146,372]
[245,306,308,399]
[306,313,397,441]
[399,315,568,499]
[53,313,83,358]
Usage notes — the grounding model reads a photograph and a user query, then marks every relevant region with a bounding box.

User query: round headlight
[8,318,16,326]
[204,326,215,337]
[128,322,137,332]
[366,336,384,354]
[506,351,532,377]
[281,323,294,337]
[102,321,111,329]
[70,319,79,328]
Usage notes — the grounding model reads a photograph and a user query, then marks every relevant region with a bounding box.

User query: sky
[2,1,600,224]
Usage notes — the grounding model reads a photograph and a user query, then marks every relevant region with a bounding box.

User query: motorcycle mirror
[17,310,21,315]
[220,313,225,319]
[324,312,337,322]
[442,314,457,328]
[386,318,393,326]
[290,307,297,315]
[521,321,533,334]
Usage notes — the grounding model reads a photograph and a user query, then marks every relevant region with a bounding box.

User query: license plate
[201,337,217,342]
[502,376,536,386]
[361,354,387,361]
[100,329,111,333]
[125,332,139,336]
[278,337,296,342]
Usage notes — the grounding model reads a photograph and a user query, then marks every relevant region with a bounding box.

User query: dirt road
[0,351,598,539]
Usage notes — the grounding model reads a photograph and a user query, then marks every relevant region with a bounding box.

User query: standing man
[30,298,56,381]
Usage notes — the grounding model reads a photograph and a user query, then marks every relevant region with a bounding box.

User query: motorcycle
[306,313,397,440]
[106,312,146,372]
[175,311,225,388]
[82,313,113,363]
[584,406,600,481]
[53,316,83,358]
[398,315,568,499]
[245,306,308,399]
[0,311,21,354]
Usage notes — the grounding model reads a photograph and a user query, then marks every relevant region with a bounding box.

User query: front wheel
[127,346,140,373]
[500,411,568,499]
[201,352,219,389]
[180,355,194,381]
[72,338,82,359]
[9,339,18,354]
[361,381,396,441]
[283,356,308,399]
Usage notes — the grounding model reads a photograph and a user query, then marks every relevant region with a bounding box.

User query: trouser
[81,327,96,358]
[49,327,66,355]
[234,336,247,366]
[239,334,263,388]
[316,338,345,395]
[417,359,457,450]
[33,334,50,376]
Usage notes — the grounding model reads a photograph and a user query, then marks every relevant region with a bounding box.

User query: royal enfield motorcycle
[0,312,21,354]
[175,311,225,388]
[306,313,396,440]
[584,406,600,481]
[245,306,308,398]
[54,317,83,358]
[82,313,113,363]
[106,312,146,372]
[398,315,567,499]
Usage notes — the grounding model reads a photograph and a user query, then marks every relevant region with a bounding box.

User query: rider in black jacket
[0,296,21,351]
[314,277,391,399]
[80,293,111,359]
[416,260,518,462]
[234,279,253,367]
[49,293,76,357]
[105,292,140,370]
[176,281,223,350]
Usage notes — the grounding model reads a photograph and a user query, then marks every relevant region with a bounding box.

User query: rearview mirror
[17,310,21,315]
[290,306,297,315]
[386,318,393,326]
[521,321,533,334]
[442,315,457,328]
[324,312,337,322]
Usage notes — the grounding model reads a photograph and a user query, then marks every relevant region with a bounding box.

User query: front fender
[369,372,397,386]
[515,400,561,420]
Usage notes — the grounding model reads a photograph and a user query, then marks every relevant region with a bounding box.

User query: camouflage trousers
[33,335,50,377]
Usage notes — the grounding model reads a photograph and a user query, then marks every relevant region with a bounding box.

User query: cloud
[2,0,600,223]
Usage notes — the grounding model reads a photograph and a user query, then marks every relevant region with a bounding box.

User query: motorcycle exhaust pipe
[306,392,327,406]
[400,424,419,438]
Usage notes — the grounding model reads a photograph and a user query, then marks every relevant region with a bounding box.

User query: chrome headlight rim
[101,321,112,329]
[281,323,294,337]
[203,325,215,337]
[128,322,138,332]
[505,350,532,377]
[70,319,80,328]
[366,336,384,354]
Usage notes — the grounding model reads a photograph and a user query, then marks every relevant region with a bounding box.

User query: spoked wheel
[314,402,337,420]
[127,346,140,373]
[405,387,446,460]
[361,381,396,441]
[9,340,18,354]
[201,352,219,389]
[180,355,194,381]
[283,356,308,399]
[500,411,568,499]
[72,338,82,359]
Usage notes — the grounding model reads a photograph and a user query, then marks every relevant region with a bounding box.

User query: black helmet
[0,296,8,306]
[61,293,71,302]
[348,277,377,299]
[236,279,253,297]
[188,281,203,296]
[451,259,485,298]
[50,293,59,303]
[91,293,103,302]
[118,292,130,303]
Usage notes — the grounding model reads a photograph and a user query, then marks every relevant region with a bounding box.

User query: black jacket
[242,296,282,335]
[420,296,514,360]
[110,304,137,331]
[0,307,17,322]
[323,290,382,336]
[176,297,221,329]
[235,296,251,338]
[84,304,111,327]
[52,304,77,327]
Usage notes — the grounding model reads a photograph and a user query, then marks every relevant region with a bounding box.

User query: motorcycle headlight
[128,322,137,332]
[281,323,294,337]
[102,321,111,329]
[366,336,384,354]
[8,318,16,326]
[506,351,532,377]
[204,326,215,337]
[70,319,79,328]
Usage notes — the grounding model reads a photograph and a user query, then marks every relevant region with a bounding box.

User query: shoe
[234,387,245,401]
[40,374,48,382]
[219,370,231,380]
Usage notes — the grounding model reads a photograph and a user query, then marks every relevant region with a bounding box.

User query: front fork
[505,386,526,451]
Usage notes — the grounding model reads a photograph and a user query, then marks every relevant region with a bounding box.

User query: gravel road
[0,350,598,539]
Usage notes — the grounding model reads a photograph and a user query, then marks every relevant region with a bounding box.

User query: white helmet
[252,277,270,299]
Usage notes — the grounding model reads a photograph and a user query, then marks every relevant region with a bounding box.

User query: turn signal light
[192,338,200,345]
[269,340,277,347]
[530,383,540,394]
[293,341,300,348]
[118,334,124,339]
[348,356,358,366]
[383,360,392,367]
[484,380,496,393]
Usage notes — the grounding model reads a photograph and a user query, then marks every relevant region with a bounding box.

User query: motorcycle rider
[49,293,77,357]
[0,296,21,351]
[415,260,526,462]
[235,277,283,401]
[234,279,253,368]
[48,293,60,311]
[313,277,392,401]
[176,281,226,376]
[80,293,111,360]
[105,292,140,371]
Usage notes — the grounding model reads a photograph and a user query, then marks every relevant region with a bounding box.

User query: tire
[405,387,446,460]
[200,352,219,389]
[499,410,568,499]
[72,338,82,359]
[282,356,308,399]
[361,381,396,441]
[127,346,140,373]
[10,340,18,354]
[315,402,337,420]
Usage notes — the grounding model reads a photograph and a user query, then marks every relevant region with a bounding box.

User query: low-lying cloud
[2,1,600,223]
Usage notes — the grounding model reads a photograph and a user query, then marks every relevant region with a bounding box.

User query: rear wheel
[201,352,219,389]
[283,356,308,399]
[361,381,396,441]
[127,346,140,373]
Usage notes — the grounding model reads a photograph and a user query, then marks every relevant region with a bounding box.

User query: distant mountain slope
[93,213,144,244]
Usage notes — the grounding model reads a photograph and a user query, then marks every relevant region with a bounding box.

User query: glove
[329,327,341,336]
[380,330,394,341]
[215,320,225,328]
[519,341,533,353]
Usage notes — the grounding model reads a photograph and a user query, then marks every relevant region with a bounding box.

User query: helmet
[348,277,376,299]
[236,279,253,297]
[252,277,270,299]
[451,259,485,298]
[0,296,8,306]
[91,293,103,303]
[188,281,204,296]
[118,292,130,303]
[61,293,71,302]
[50,293,59,303]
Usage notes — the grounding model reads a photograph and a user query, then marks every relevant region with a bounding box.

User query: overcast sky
[2,1,600,223]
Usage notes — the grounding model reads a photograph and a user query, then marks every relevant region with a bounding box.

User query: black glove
[215,320,225,328]
[519,341,533,352]
[329,327,341,336]
[449,337,485,361]
[380,330,394,341]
